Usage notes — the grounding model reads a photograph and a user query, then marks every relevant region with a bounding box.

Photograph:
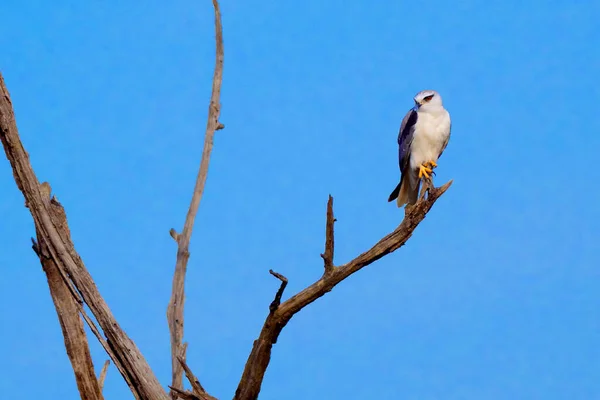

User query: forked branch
[234,181,452,400]
[166,0,224,397]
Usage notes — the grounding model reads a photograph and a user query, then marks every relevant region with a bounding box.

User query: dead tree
[0,1,452,399]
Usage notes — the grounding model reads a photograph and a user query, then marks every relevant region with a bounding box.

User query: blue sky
[1,0,599,399]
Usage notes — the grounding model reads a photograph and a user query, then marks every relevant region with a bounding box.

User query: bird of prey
[388,90,451,207]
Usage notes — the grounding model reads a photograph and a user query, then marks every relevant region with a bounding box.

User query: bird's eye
[423,94,434,102]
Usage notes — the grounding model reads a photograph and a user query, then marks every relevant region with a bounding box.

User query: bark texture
[36,230,104,400]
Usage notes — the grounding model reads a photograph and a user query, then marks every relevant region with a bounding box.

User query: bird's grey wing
[398,108,418,174]
[388,108,418,204]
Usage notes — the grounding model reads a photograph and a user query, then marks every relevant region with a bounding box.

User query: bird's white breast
[410,109,451,169]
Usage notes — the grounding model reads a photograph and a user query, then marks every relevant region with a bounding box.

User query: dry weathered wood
[231,269,289,400]
[35,232,104,400]
[77,292,132,391]
[176,356,217,400]
[169,387,200,400]
[98,360,110,390]
[166,0,223,398]
[319,195,336,275]
[33,195,132,392]
[0,74,169,400]
[267,270,288,313]
[35,183,118,398]
[234,181,453,400]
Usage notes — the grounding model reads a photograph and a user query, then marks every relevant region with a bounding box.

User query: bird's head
[413,90,444,111]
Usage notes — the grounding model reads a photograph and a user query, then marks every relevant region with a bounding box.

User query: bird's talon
[418,164,433,179]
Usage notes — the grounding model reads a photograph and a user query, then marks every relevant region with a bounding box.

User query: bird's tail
[389,172,419,207]
[387,181,402,203]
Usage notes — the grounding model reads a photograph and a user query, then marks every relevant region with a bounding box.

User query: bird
[388,90,451,207]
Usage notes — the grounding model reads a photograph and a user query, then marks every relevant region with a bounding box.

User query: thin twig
[169,386,200,400]
[320,195,336,275]
[177,356,217,400]
[234,181,453,400]
[268,270,288,313]
[98,360,110,390]
[78,302,132,391]
[166,0,224,397]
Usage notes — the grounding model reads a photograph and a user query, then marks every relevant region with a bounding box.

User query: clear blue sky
[2,0,599,399]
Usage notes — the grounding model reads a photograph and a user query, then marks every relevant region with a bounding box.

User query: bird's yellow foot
[418,163,433,179]
[426,160,438,169]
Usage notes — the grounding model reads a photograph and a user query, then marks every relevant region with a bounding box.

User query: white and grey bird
[388,90,451,207]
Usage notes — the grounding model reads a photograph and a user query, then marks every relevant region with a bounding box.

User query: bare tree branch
[169,387,200,400]
[166,0,224,397]
[98,360,110,390]
[320,195,336,275]
[72,285,133,390]
[0,74,169,400]
[34,232,104,400]
[176,356,218,400]
[33,183,121,398]
[34,222,133,391]
[268,270,288,312]
[234,180,453,400]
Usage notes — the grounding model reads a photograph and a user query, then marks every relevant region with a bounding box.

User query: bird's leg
[418,163,433,179]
